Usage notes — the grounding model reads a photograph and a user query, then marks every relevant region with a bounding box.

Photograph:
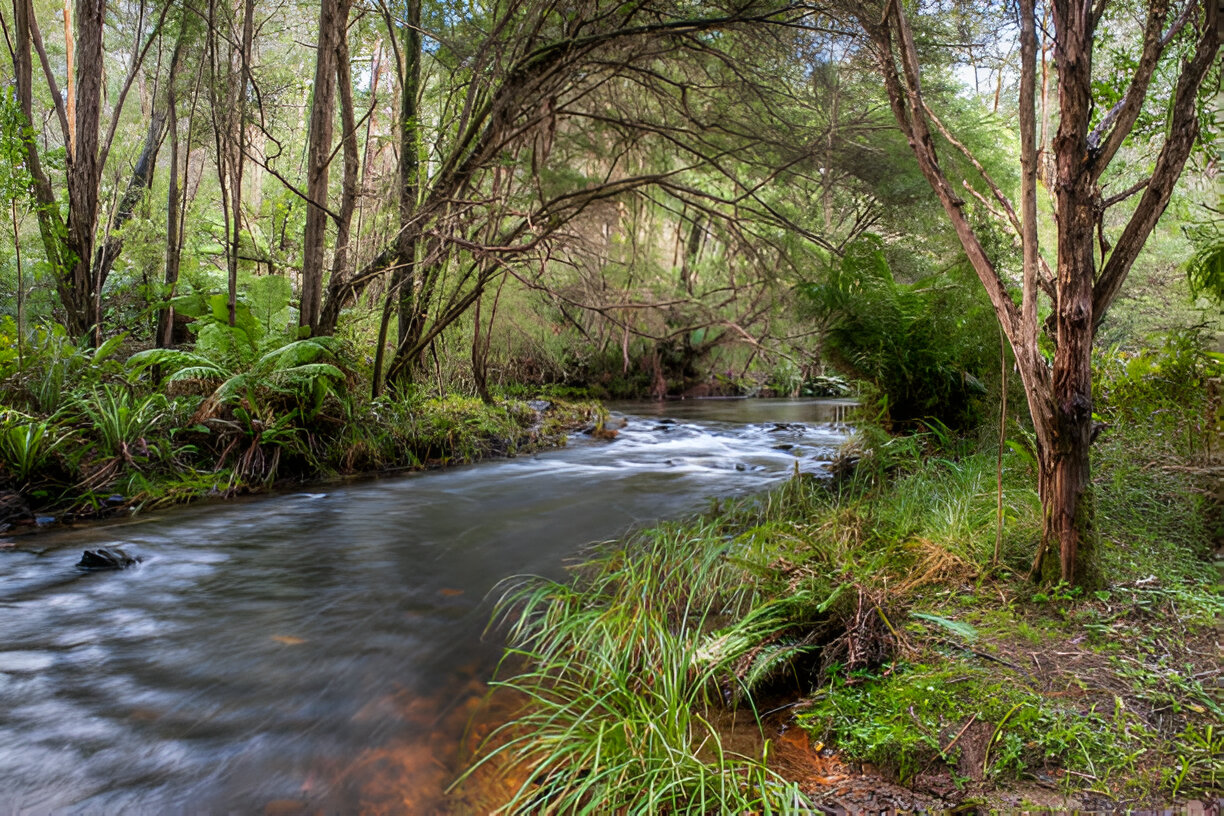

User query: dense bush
[800,235,998,430]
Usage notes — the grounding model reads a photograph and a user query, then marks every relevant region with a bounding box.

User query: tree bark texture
[91,105,168,296]
[65,0,106,342]
[13,0,71,292]
[385,0,424,388]
[316,9,360,337]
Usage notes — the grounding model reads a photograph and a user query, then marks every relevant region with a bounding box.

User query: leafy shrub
[1184,220,1223,303]
[0,323,127,414]
[72,386,171,462]
[1095,326,1221,417]
[800,235,996,430]
[0,411,71,486]
[128,336,347,422]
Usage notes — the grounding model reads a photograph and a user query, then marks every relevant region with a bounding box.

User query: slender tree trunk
[681,215,703,295]
[317,11,360,337]
[159,28,189,348]
[471,285,491,403]
[382,0,422,389]
[63,0,75,152]
[299,0,345,334]
[91,104,167,294]
[227,0,255,328]
[12,202,25,368]
[13,0,70,288]
[66,0,105,343]
[160,97,180,347]
[206,0,233,323]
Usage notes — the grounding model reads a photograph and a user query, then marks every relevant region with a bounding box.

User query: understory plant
[0,410,71,488]
[799,235,997,430]
[459,526,817,814]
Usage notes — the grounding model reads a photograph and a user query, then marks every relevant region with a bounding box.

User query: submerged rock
[77,548,142,571]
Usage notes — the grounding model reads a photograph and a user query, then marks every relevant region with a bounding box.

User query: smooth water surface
[0,399,850,813]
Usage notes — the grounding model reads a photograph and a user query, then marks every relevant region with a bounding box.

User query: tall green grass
[459,526,818,814]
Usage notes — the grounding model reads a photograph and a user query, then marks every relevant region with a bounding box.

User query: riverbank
[0,368,603,533]
[458,341,1222,811]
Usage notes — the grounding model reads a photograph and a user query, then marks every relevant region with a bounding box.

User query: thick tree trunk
[1021,0,1096,584]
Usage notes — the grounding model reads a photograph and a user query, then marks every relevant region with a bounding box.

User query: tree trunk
[382,0,422,389]
[66,0,106,343]
[160,95,180,348]
[63,0,76,152]
[227,0,255,328]
[859,0,1218,586]
[159,27,190,348]
[13,0,71,293]
[316,10,360,337]
[91,105,168,295]
[299,0,346,334]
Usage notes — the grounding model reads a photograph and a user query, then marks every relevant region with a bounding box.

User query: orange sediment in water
[312,678,532,815]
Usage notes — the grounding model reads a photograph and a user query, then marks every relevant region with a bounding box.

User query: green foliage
[1163,724,1223,798]
[215,402,307,487]
[1183,220,1224,304]
[71,386,171,463]
[247,275,295,336]
[463,526,806,814]
[129,336,346,421]
[1096,326,1222,415]
[477,346,1219,805]
[800,235,995,430]
[0,323,125,414]
[0,410,71,485]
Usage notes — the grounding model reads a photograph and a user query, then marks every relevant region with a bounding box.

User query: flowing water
[0,399,852,814]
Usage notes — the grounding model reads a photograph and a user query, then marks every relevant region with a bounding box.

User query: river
[0,399,851,813]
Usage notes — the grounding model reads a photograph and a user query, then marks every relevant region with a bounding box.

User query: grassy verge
[462,332,1221,811]
[0,326,602,528]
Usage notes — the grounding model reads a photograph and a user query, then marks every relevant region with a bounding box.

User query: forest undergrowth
[458,329,1222,812]
[0,317,602,531]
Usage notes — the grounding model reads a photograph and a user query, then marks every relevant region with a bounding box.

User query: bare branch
[1087,0,1179,178]
[1093,0,1219,326]
[26,9,71,149]
[1101,177,1150,208]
